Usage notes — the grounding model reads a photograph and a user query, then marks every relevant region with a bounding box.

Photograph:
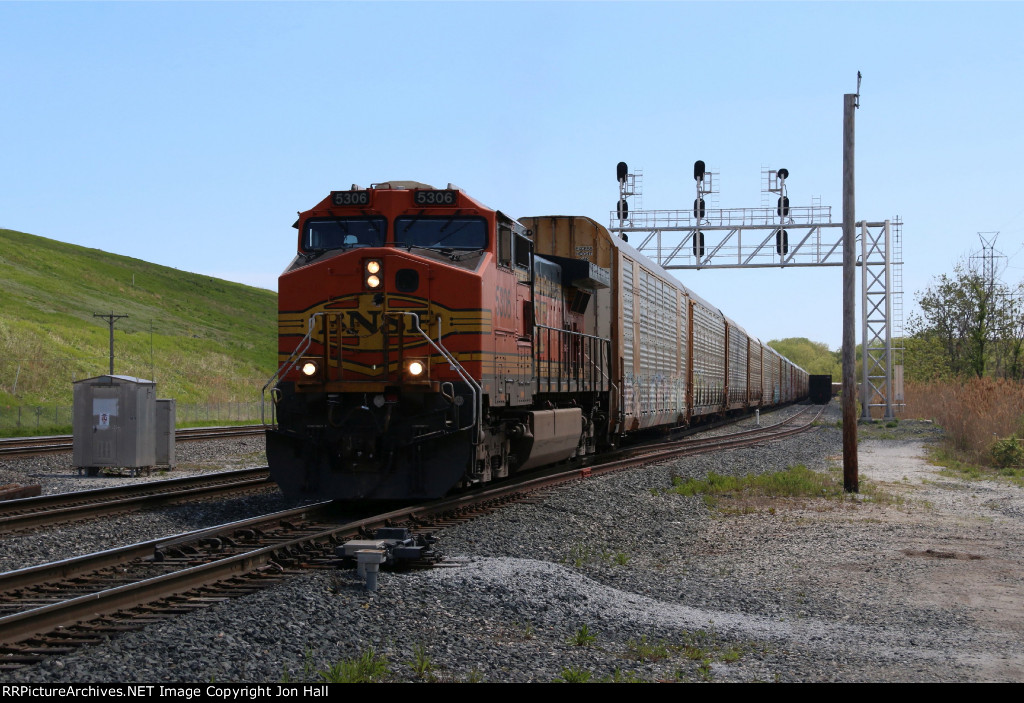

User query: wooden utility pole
[94,312,129,375]
[842,79,860,493]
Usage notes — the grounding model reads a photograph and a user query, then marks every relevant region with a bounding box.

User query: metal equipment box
[155,398,176,468]
[73,375,157,473]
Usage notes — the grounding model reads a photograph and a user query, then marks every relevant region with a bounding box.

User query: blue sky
[2,1,1023,350]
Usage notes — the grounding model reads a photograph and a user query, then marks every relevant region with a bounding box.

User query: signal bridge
[608,163,903,419]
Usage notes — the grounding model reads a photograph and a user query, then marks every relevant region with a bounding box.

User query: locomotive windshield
[394,216,488,251]
[303,217,387,253]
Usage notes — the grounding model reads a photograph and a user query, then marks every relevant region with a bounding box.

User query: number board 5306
[331,191,370,206]
[414,190,458,206]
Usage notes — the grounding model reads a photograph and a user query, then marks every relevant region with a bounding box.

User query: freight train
[265,181,809,500]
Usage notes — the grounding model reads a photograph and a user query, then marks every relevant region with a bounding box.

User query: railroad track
[0,403,826,668]
[0,468,273,535]
[0,425,267,459]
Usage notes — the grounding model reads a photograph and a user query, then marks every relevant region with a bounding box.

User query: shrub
[991,436,1024,469]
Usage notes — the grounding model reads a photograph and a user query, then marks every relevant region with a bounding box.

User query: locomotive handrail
[533,324,611,396]
[386,312,483,445]
[260,313,323,426]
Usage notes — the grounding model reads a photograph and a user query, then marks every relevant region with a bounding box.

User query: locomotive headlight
[364,259,383,290]
[404,358,427,379]
[300,360,319,377]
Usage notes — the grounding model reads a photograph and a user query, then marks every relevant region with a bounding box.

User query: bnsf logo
[340,310,405,335]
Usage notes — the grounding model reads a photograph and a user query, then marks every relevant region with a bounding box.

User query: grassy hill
[0,228,277,412]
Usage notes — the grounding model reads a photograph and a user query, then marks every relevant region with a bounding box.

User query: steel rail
[0,468,272,534]
[0,425,267,458]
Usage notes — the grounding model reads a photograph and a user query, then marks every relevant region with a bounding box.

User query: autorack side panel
[621,255,638,425]
[765,346,782,404]
[676,287,689,422]
[748,337,763,407]
[691,300,726,418]
[725,319,748,410]
[632,260,683,429]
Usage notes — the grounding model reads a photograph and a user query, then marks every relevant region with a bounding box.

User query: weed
[302,645,317,682]
[520,622,535,640]
[721,647,742,663]
[697,659,714,681]
[625,635,672,661]
[318,648,389,683]
[555,667,592,683]
[566,544,594,568]
[567,624,597,646]
[905,378,1024,465]
[464,670,484,683]
[683,645,708,660]
[601,668,643,683]
[408,643,434,680]
[614,552,629,566]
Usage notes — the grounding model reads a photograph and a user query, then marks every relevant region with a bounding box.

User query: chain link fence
[0,402,264,435]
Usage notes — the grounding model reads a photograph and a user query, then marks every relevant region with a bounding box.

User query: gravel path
[3,404,1024,683]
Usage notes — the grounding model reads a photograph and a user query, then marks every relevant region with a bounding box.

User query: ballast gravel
[3,404,1024,683]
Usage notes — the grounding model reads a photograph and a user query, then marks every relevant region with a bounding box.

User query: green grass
[554,667,592,683]
[664,464,901,508]
[668,465,842,501]
[625,636,672,662]
[930,445,1024,485]
[317,649,390,683]
[0,228,277,409]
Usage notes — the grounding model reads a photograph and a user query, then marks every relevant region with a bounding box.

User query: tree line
[907,260,1024,381]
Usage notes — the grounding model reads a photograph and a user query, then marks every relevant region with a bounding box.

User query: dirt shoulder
[851,428,1024,680]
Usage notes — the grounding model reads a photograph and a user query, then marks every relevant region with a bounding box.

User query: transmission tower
[971,232,1004,298]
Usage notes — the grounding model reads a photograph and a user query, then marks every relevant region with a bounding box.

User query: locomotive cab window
[513,233,532,273]
[303,217,386,253]
[394,216,488,252]
[498,224,513,267]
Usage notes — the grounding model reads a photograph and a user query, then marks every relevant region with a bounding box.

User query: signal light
[693,232,705,258]
[777,196,790,217]
[776,229,789,256]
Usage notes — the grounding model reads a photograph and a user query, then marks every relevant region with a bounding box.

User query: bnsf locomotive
[266,181,808,500]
